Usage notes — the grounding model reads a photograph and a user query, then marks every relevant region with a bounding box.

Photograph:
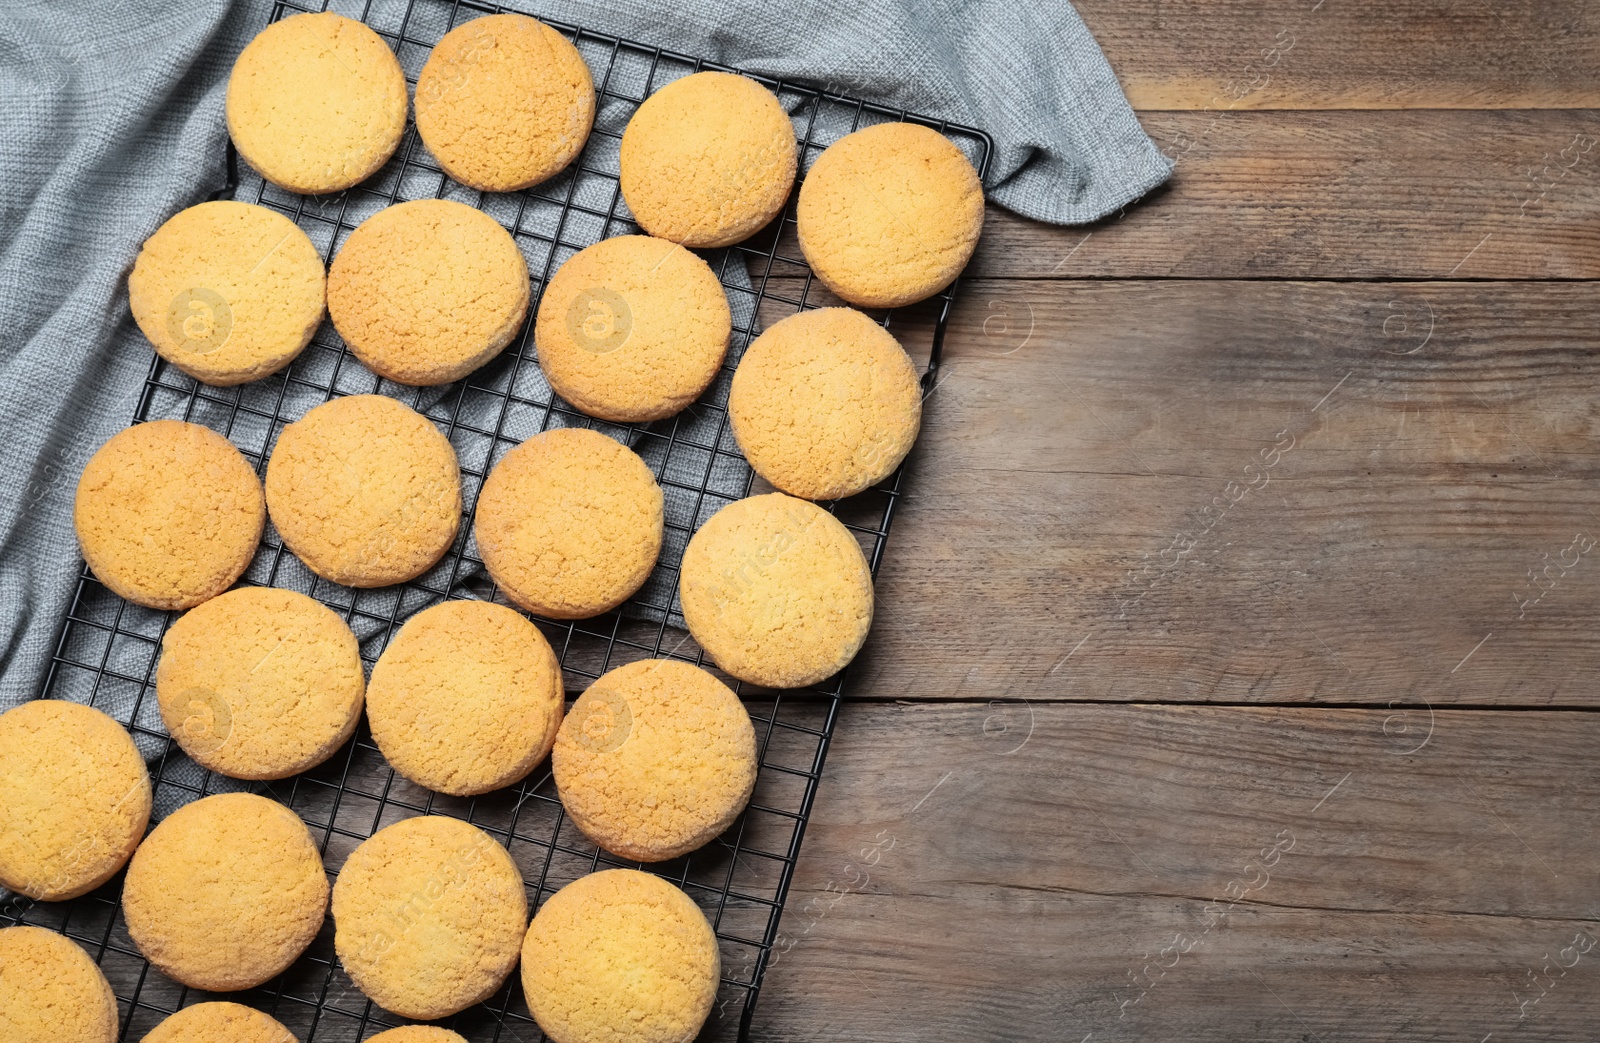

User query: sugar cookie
[0,701,150,901]
[155,587,364,780]
[128,201,325,386]
[366,1030,466,1043]
[122,793,327,992]
[333,815,526,1020]
[0,927,118,1043]
[620,71,797,248]
[535,235,730,422]
[75,420,264,611]
[328,199,530,386]
[679,493,873,688]
[227,12,407,194]
[729,307,921,500]
[554,660,756,862]
[367,599,563,796]
[265,394,461,588]
[796,122,984,308]
[141,1002,297,1043]
[415,14,595,192]
[474,428,663,619]
[521,870,718,1043]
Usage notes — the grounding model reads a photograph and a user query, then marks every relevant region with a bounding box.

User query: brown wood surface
[769,1,1600,1038]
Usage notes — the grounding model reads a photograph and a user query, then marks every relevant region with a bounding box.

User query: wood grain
[850,279,1600,707]
[752,701,1600,1041]
[1074,0,1600,110]
[967,110,1600,280]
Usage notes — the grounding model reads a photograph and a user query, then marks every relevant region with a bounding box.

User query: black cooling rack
[0,0,992,1039]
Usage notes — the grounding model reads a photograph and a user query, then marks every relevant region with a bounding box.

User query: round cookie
[0,927,118,1043]
[620,71,797,248]
[128,201,325,386]
[535,235,731,422]
[796,122,984,308]
[521,870,718,1043]
[75,420,264,611]
[679,493,873,688]
[328,199,530,386]
[122,793,328,992]
[415,14,595,192]
[0,701,150,901]
[554,660,756,862]
[367,599,563,796]
[366,1030,467,1043]
[227,12,407,194]
[142,1003,297,1043]
[332,815,526,1020]
[265,394,461,588]
[474,428,663,619]
[155,587,365,780]
[730,308,921,500]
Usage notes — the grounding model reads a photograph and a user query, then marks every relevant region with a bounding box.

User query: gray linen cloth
[0,0,1170,713]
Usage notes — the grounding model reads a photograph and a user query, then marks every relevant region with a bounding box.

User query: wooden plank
[1073,0,1600,110]
[967,110,1600,280]
[750,701,1600,1041]
[851,278,1600,707]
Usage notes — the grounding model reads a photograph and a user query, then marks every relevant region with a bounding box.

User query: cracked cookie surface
[0,927,119,1043]
[142,1002,298,1043]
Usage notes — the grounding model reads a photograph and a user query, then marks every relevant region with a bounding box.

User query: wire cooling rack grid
[0,0,992,1039]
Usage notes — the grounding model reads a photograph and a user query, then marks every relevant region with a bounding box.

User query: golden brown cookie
[227,12,407,194]
[265,394,461,587]
[327,199,530,386]
[796,122,984,308]
[415,14,595,192]
[332,815,526,1020]
[0,927,119,1043]
[554,660,756,862]
[128,201,325,387]
[0,701,150,901]
[729,307,921,500]
[521,870,718,1043]
[122,793,327,992]
[474,428,663,619]
[535,235,730,422]
[141,1002,297,1043]
[155,587,364,780]
[679,493,873,688]
[365,1030,466,1043]
[367,600,563,796]
[620,71,797,248]
[75,420,264,611]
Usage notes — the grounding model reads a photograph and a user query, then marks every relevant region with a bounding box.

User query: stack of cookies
[6,9,985,1043]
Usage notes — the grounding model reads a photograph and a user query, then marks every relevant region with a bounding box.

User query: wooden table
[751,2,1600,1039]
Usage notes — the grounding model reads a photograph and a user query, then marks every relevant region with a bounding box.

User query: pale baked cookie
[554,660,756,862]
[75,420,264,611]
[535,235,730,422]
[521,870,718,1043]
[415,14,595,192]
[122,793,327,992]
[142,1002,298,1043]
[729,307,921,500]
[227,12,407,194]
[332,815,526,1020]
[128,201,325,387]
[366,1029,466,1043]
[679,493,873,688]
[155,587,364,780]
[367,600,563,796]
[0,927,119,1043]
[620,72,797,248]
[796,122,984,308]
[474,428,663,619]
[328,199,530,386]
[265,394,461,587]
[0,701,150,901]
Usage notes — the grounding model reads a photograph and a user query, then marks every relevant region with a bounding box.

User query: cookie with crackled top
[0,927,119,1043]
